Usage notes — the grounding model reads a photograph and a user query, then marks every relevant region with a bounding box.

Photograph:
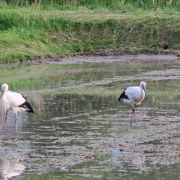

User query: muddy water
[0,56,179,180]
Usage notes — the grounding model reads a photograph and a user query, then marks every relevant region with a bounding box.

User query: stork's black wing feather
[118,88,129,101]
[19,101,34,113]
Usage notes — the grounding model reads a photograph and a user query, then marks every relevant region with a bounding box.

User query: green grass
[0,3,179,63]
[1,0,180,10]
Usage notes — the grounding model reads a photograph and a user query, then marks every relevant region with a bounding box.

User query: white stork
[0,83,34,127]
[118,81,147,122]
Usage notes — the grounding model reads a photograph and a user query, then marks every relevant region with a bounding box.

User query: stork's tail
[118,89,128,101]
[118,94,122,101]
[19,101,34,113]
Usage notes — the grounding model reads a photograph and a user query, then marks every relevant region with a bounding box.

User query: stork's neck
[135,87,144,104]
[0,90,6,99]
[140,85,144,91]
[140,85,146,96]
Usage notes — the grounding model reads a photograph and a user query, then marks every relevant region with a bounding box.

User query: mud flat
[0,55,179,179]
[32,54,180,65]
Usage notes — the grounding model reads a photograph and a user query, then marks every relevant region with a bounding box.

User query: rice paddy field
[0,55,179,179]
[0,1,179,179]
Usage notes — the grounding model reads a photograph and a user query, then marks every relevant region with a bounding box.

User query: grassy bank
[0,2,179,63]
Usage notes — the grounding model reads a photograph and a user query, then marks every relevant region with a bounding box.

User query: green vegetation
[0,1,179,63]
[1,0,180,9]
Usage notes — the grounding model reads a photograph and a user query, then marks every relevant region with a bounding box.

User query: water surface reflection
[0,57,179,180]
[0,158,25,180]
[20,93,179,179]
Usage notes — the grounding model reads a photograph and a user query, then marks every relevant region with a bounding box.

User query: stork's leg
[5,110,8,123]
[14,114,17,126]
[130,105,135,124]
[132,108,135,113]
[3,110,8,128]
[1,110,8,128]
[0,115,3,128]
[14,112,18,131]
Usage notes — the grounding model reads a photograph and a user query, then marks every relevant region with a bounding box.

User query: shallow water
[0,56,179,180]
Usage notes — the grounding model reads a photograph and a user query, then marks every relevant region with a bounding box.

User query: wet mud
[0,55,179,179]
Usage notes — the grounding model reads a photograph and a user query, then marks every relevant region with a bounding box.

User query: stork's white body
[118,81,147,116]
[121,86,146,106]
[1,91,26,114]
[0,83,34,127]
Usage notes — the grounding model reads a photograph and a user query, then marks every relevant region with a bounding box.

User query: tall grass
[1,0,180,10]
